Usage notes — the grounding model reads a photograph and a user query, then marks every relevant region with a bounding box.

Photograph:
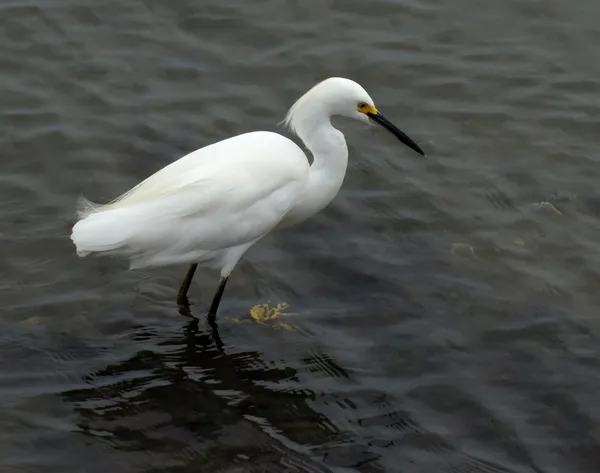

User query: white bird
[71,77,424,319]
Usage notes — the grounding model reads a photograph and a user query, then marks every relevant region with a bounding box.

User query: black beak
[367,112,425,156]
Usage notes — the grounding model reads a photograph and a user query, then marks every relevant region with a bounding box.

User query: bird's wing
[71,131,309,260]
[104,131,303,209]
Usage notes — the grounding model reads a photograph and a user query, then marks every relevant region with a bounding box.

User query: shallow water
[2,0,600,471]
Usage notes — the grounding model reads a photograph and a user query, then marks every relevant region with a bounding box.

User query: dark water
[3,0,600,471]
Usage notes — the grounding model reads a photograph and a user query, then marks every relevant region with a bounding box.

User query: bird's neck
[280,117,349,227]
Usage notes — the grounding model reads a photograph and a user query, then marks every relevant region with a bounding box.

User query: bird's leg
[207,276,229,319]
[177,263,198,306]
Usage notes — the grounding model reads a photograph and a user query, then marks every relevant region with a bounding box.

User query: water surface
[2,0,600,472]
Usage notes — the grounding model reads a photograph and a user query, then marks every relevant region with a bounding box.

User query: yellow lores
[358,102,379,115]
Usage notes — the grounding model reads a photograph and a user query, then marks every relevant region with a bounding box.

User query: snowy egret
[71,77,424,319]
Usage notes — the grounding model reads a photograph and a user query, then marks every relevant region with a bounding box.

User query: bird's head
[284,77,425,156]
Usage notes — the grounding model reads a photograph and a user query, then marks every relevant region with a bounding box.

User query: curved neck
[280,116,349,227]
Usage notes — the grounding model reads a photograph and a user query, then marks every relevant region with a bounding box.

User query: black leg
[177,263,198,306]
[208,276,228,319]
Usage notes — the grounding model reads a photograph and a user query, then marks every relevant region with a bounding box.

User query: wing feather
[71,131,309,267]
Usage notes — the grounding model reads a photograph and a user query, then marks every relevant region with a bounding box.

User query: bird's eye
[358,102,368,110]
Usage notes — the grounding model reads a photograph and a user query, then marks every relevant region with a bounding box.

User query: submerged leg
[208,276,229,319]
[177,263,198,306]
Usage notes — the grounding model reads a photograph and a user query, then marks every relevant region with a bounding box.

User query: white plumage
[71,77,424,317]
[72,131,308,273]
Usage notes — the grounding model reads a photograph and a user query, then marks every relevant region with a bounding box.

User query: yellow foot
[231,302,296,330]
[250,302,291,323]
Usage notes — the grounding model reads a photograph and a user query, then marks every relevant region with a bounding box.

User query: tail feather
[76,194,105,219]
[71,198,136,257]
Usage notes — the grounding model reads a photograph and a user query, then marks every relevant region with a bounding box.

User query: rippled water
[2,0,600,471]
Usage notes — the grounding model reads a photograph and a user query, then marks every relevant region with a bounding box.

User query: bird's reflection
[61,303,347,472]
[177,302,224,353]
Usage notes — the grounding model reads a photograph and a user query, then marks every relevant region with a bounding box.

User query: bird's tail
[76,194,104,219]
[71,196,135,257]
